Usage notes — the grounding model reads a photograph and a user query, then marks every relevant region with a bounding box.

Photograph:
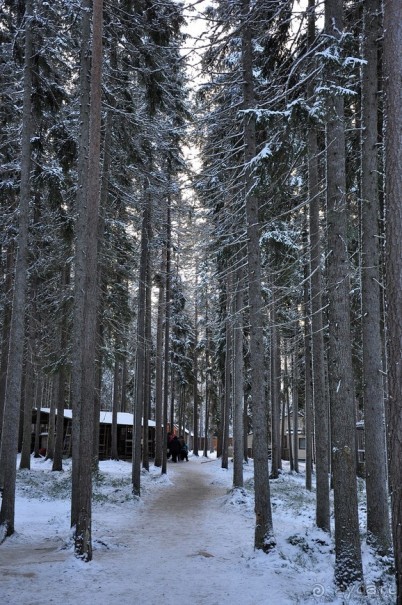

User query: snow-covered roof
[39,408,156,427]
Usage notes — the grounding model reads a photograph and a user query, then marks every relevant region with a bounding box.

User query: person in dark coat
[169,435,181,462]
[179,435,189,461]
[167,432,173,459]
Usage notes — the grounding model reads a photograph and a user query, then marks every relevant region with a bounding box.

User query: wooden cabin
[31,408,156,460]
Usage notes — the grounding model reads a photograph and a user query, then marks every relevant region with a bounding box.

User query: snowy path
[0,458,275,605]
[117,459,255,605]
[91,458,268,605]
[0,456,341,605]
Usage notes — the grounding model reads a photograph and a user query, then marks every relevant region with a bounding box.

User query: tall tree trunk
[292,337,299,473]
[93,49,114,468]
[192,267,199,456]
[72,0,103,560]
[169,368,174,434]
[71,0,91,529]
[120,354,128,412]
[21,214,40,467]
[34,401,41,457]
[0,0,33,536]
[217,380,224,458]
[154,249,166,468]
[241,0,274,551]
[203,303,211,459]
[303,254,313,492]
[384,0,402,601]
[0,243,14,454]
[243,398,249,463]
[27,379,39,451]
[132,190,152,495]
[308,0,330,532]
[222,284,231,470]
[111,344,120,460]
[178,387,184,441]
[270,284,280,478]
[161,196,171,475]
[360,0,391,556]
[142,255,152,471]
[325,0,363,587]
[233,264,244,488]
[19,310,36,469]
[46,396,56,461]
[52,265,70,472]
[285,355,293,471]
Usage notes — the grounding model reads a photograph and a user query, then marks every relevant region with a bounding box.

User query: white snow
[0,454,395,605]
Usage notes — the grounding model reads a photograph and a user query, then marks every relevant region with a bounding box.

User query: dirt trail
[135,459,229,556]
[112,459,249,604]
[0,541,68,568]
[0,459,221,563]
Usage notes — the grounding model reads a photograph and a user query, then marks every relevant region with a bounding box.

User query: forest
[0,0,401,602]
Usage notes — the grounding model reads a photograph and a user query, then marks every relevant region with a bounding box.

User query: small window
[299,437,306,450]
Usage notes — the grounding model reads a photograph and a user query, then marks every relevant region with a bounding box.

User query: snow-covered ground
[0,453,395,604]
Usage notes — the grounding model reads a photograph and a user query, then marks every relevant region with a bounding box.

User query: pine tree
[132,185,152,497]
[0,0,34,537]
[72,0,103,561]
[360,0,391,556]
[324,0,363,588]
[384,0,402,600]
[232,262,245,488]
[241,0,274,552]
[307,0,330,533]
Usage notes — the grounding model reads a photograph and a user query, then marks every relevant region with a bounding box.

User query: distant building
[282,432,307,462]
[282,410,306,462]
[31,408,155,460]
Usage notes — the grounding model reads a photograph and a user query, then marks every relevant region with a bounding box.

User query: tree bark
[154,248,166,468]
[292,338,299,473]
[19,312,35,469]
[52,265,70,472]
[270,283,281,478]
[384,0,402,601]
[111,345,120,461]
[307,0,331,532]
[241,0,274,551]
[161,196,172,475]
[132,190,152,495]
[46,396,56,461]
[222,281,231,470]
[203,300,211,459]
[303,254,313,492]
[71,0,91,529]
[360,0,391,556]
[0,243,14,456]
[204,318,211,458]
[142,253,152,471]
[93,60,113,469]
[193,267,199,457]
[0,0,33,537]
[325,0,363,587]
[284,354,293,471]
[72,0,103,560]
[233,264,244,488]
